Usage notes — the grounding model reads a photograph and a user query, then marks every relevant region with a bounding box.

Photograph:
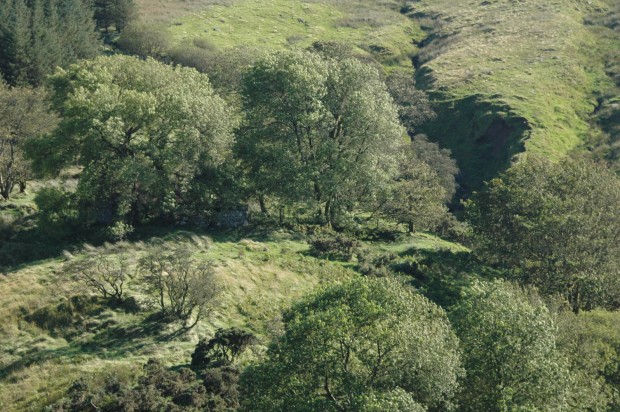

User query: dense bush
[191,328,257,369]
[308,233,361,261]
[466,156,620,312]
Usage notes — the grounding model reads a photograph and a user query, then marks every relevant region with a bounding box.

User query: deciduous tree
[451,280,572,411]
[240,277,463,411]
[236,50,406,225]
[0,82,56,200]
[465,156,620,312]
[31,55,234,227]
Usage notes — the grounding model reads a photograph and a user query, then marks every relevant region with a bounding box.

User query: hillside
[0,216,470,409]
[131,0,619,189]
[1,0,619,409]
[407,0,619,188]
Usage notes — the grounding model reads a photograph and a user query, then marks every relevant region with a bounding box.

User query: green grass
[408,0,618,187]
[164,0,424,68]
[0,225,470,410]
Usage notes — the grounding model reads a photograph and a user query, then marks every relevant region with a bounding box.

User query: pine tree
[0,0,100,86]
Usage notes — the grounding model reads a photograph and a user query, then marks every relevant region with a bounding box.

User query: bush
[116,23,170,59]
[34,188,79,238]
[356,251,396,277]
[203,365,241,411]
[308,234,361,261]
[191,328,257,370]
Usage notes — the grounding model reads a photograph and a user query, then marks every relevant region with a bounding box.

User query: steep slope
[406,0,617,189]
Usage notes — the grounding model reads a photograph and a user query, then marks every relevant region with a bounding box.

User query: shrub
[356,251,396,277]
[115,23,170,59]
[308,234,361,261]
[191,328,257,369]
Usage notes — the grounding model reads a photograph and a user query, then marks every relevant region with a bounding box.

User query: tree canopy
[236,50,406,225]
[465,156,620,313]
[0,0,101,86]
[451,280,572,411]
[240,277,463,412]
[30,55,234,227]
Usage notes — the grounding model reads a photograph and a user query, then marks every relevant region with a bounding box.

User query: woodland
[0,0,619,410]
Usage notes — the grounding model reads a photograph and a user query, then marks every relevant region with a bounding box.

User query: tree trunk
[259,194,268,215]
[324,199,331,227]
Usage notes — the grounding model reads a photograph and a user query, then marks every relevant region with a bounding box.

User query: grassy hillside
[138,0,425,68]
[132,0,618,189]
[0,199,470,410]
[407,0,618,188]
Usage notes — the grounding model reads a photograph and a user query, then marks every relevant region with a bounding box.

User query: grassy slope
[408,0,617,188]
[0,215,467,410]
[162,0,425,68]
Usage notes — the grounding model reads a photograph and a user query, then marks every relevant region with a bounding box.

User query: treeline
[7,51,460,240]
[0,0,101,86]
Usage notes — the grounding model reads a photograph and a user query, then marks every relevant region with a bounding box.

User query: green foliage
[451,280,572,411]
[385,71,436,136]
[465,156,620,312]
[94,0,136,33]
[34,187,79,238]
[0,0,101,86]
[49,359,209,411]
[556,310,620,410]
[237,49,406,225]
[384,156,449,234]
[409,134,459,202]
[240,277,463,411]
[33,55,234,227]
[0,82,57,200]
[116,23,170,59]
[191,328,256,369]
[308,233,361,261]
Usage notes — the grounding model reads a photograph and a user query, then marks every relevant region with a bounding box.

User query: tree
[236,50,406,225]
[240,277,463,412]
[451,280,572,411]
[0,0,100,86]
[65,248,129,304]
[94,0,136,33]
[556,310,620,410]
[31,55,234,227]
[0,82,57,200]
[465,156,620,313]
[139,246,220,329]
[382,144,450,233]
[385,70,436,137]
[409,134,459,201]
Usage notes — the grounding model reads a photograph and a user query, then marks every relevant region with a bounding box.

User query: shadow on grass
[1,309,188,380]
[388,248,500,309]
